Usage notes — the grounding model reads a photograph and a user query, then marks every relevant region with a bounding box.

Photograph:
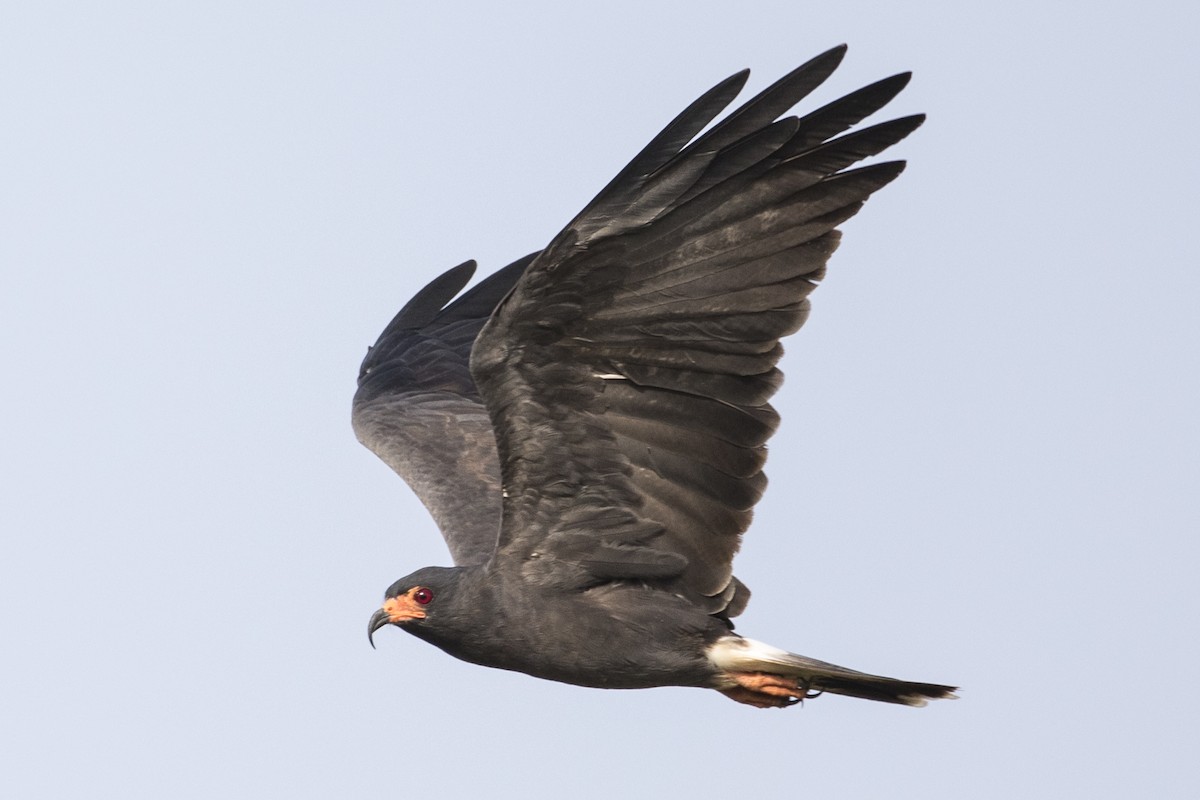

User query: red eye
[412,587,433,605]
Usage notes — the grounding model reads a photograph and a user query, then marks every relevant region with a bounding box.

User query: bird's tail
[707,636,958,707]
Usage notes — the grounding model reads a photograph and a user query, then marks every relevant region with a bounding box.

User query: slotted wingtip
[391,259,478,330]
[727,67,752,85]
[795,43,848,79]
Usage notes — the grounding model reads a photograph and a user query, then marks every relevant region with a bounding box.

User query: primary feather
[356,44,923,615]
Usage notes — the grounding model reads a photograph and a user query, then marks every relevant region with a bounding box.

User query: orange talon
[720,672,811,708]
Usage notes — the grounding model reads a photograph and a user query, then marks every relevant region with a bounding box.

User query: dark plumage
[355,45,956,708]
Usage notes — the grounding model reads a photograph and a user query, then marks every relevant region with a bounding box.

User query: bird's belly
[422,587,722,690]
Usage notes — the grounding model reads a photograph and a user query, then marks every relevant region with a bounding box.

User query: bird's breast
[416,581,723,690]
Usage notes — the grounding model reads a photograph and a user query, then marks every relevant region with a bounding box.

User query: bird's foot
[719,671,819,708]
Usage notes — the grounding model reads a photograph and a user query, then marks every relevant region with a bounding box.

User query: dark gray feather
[466,46,922,614]
[352,254,533,565]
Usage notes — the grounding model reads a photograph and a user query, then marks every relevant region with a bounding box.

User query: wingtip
[719,68,752,96]
[814,43,849,70]
[389,259,479,330]
[787,44,848,86]
[882,71,914,95]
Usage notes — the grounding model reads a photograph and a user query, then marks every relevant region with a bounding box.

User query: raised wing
[353,254,533,565]
[471,46,922,613]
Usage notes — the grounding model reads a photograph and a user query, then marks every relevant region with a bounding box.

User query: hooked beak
[368,590,429,648]
[367,607,391,649]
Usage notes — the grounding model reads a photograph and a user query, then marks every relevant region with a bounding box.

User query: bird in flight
[356,45,956,708]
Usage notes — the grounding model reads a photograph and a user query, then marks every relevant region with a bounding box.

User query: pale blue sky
[3,2,1197,798]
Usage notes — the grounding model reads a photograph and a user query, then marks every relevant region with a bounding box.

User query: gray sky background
[3,2,1197,798]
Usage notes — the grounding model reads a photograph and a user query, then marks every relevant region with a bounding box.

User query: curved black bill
[368,607,391,649]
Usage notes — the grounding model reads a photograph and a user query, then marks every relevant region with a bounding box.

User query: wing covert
[470,47,922,613]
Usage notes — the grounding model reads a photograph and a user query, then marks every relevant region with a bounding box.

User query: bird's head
[367,565,464,647]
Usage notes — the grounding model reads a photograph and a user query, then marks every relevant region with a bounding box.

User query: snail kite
[356,45,956,708]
